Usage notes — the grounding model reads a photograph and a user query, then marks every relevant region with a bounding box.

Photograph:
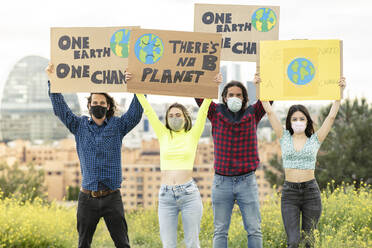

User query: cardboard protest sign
[50,26,138,92]
[259,40,343,100]
[194,4,280,62]
[126,29,221,99]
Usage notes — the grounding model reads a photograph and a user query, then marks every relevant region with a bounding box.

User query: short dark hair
[165,103,192,132]
[221,81,248,109]
[87,93,117,119]
[285,105,314,138]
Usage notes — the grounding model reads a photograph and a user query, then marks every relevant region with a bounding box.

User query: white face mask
[168,117,184,131]
[291,121,307,134]
[227,97,242,113]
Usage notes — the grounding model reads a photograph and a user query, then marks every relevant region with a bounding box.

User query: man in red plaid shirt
[195,73,267,248]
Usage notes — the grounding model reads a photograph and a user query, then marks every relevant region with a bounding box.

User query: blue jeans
[281,179,322,248]
[158,180,203,248]
[212,173,262,248]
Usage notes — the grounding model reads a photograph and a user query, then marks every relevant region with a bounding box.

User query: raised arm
[255,72,260,101]
[118,94,144,136]
[136,94,167,138]
[316,77,346,143]
[262,101,283,139]
[46,63,81,135]
[195,98,217,122]
[194,73,221,121]
[253,72,273,122]
[190,99,212,138]
[124,71,166,137]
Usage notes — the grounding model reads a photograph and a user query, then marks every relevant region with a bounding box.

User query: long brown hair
[87,93,117,119]
[165,103,192,132]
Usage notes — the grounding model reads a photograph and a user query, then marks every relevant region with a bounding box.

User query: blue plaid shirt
[48,83,143,191]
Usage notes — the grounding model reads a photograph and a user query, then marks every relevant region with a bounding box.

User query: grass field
[0,182,371,248]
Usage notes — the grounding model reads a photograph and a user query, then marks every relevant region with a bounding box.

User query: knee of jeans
[247,229,262,238]
[184,235,199,247]
[160,233,177,247]
[214,230,228,238]
[214,223,229,235]
[162,240,178,248]
[288,240,300,247]
[287,233,301,246]
[245,221,262,235]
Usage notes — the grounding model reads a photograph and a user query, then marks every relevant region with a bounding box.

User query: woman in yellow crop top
[259,73,346,248]
[125,72,221,248]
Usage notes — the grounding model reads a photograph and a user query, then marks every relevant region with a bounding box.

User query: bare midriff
[285,168,315,183]
[161,170,193,185]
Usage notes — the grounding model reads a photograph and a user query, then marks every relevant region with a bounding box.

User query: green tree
[263,154,284,187]
[66,185,80,201]
[316,98,372,189]
[0,162,46,202]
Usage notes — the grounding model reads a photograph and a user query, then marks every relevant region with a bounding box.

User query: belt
[215,170,255,177]
[81,188,119,198]
[284,179,317,189]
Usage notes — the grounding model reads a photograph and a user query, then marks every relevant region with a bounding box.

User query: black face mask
[90,105,107,119]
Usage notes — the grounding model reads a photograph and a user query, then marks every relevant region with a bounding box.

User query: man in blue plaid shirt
[46,63,143,248]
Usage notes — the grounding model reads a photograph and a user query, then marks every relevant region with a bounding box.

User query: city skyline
[0,135,279,209]
[0,56,81,141]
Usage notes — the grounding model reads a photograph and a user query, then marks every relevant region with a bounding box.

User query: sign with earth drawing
[50,26,138,92]
[194,4,280,62]
[259,40,343,100]
[127,29,222,99]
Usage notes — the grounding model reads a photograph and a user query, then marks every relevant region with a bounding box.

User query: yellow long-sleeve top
[136,94,212,171]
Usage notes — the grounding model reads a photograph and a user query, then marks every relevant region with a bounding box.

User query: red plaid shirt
[196,99,267,176]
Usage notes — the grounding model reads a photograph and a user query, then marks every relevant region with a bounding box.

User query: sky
[0,0,371,107]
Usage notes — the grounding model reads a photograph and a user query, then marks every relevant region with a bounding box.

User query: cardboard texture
[194,3,280,62]
[50,26,138,92]
[259,40,343,100]
[127,29,221,99]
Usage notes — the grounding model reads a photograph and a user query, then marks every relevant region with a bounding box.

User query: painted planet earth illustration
[110,29,131,58]
[252,8,277,32]
[134,34,164,64]
[287,58,315,85]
